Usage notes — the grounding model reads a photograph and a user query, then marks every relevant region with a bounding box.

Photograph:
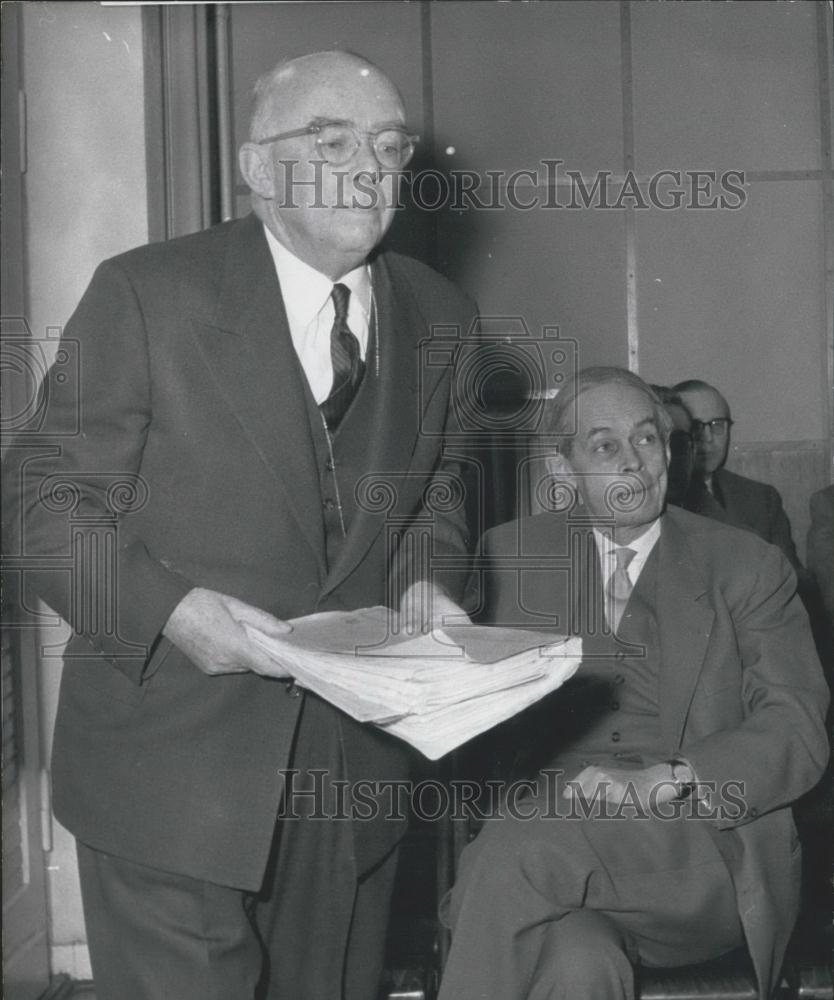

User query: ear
[545,451,577,487]
[239,143,276,200]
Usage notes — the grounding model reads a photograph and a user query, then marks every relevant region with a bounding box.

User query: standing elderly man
[673,378,803,573]
[439,367,828,1000]
[3,52,474,999]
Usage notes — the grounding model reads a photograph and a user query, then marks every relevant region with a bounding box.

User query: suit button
[325,458,335,472]
[286,681,300,698]
[610,701,620,711]
[611,731,621,743]
[323,498,336,511]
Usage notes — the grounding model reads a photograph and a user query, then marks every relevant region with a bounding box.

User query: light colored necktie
[607,546,636,631]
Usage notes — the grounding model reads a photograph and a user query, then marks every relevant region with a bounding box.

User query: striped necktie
[319,283,365,430]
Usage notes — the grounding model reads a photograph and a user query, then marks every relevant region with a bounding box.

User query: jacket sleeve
[682,544,829,829]
[764,483,804,574]
[2,259,193,682]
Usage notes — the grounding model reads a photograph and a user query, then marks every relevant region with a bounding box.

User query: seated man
[673,378,803,573]
[439,367,829,1000]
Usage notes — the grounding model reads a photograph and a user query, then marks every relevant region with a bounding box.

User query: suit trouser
[437,783,744,1000]
[77,693,400,1000]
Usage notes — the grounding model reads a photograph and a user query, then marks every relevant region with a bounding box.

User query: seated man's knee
[529,910,635,1000]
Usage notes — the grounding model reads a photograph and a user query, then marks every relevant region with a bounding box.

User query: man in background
[673,378,803,573]
[3,51,473,1000]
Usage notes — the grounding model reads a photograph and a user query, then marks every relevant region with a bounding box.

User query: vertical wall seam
[815,2,834,477]
[141,7,168,243]
[215,4,234,223]
[620,1,639,373]
[161,7,176,240]
[420,1,438,271]
[193,8,212,230]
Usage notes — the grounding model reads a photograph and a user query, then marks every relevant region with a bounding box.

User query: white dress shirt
[592,518,661,595]
[263,225,372,404]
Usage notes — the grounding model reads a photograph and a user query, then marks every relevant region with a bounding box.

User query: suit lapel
[192,216,326,574]
[656,510,715,749]
[365,253,433,479]
[321,252,435,596]
[541,509,718,752]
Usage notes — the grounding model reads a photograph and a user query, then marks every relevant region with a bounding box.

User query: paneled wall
[15,2,148,981]
[223,1,833,548]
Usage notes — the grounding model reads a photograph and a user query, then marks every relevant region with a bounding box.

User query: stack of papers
[244,606,582,759]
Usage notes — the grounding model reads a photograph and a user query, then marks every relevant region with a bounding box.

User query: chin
[620,509,661,531]
[334,215,386,248]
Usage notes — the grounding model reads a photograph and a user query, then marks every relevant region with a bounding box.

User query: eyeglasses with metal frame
[255,120,419,170]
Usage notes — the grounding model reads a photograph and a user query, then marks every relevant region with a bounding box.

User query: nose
[620,442,643,472]
[352,135,381,176]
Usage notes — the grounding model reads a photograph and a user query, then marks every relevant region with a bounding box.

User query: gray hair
[545,366,673,456]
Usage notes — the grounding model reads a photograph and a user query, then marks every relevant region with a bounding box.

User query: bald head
[239,50,408,279]
[249,51,404,141]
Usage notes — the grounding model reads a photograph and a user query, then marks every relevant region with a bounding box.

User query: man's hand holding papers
[244,607,581,759]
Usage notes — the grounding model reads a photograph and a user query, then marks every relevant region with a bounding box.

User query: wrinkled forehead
[268,59,406,131]
[576,383,659,434]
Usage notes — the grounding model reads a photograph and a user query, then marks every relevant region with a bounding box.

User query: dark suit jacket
[3,214,477,890]
[467,504,829,999]
[687,467,803,574]
[807,485,834,687]
[807,485,834,624]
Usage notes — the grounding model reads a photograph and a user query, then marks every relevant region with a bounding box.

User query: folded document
[244,607,581,759]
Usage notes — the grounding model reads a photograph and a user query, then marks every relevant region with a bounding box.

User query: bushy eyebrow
[586,424,613,439]
[585,417,658,440]
[634,418,660,434]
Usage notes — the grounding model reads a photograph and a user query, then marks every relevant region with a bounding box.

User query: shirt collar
[262,224,371,330]
[593,517,661,582]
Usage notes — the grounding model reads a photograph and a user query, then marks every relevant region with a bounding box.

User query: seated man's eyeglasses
[691,418,732,438]
[256,120,419,170]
